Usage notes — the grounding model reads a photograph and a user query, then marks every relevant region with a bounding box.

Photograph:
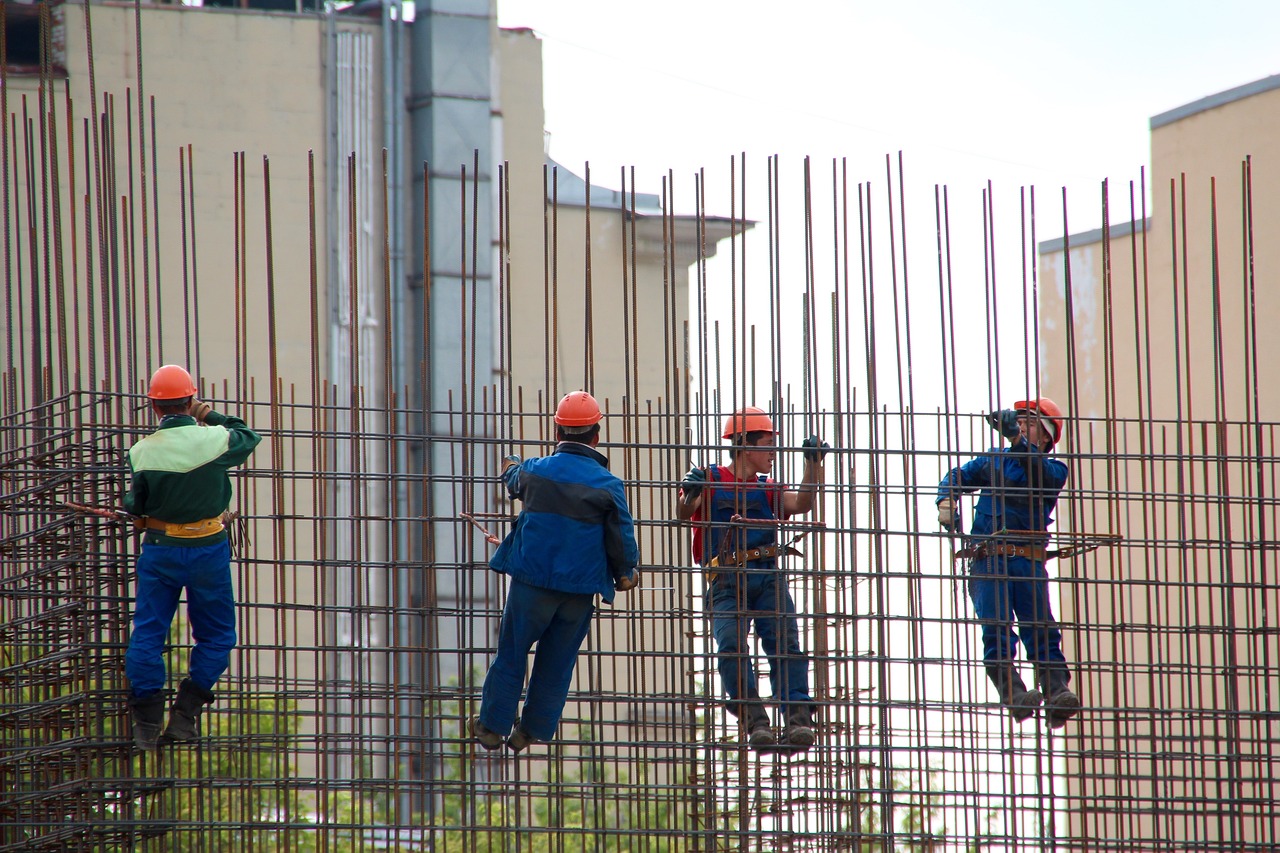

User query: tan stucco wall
[1039,81,1280,846]
[11,3,371,394]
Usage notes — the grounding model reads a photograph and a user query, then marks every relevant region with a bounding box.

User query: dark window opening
[4,4,66,77]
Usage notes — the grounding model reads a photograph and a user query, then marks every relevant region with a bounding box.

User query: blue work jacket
[490,441,640,604]
[936,439,1069,543]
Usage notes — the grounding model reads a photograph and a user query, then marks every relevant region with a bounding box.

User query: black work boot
[129,692,166,751]
[162,678,216,743]
[1038,665,1080,729]
[782,708,816,750]
[985,663,1043,723]
[743,705,775,748]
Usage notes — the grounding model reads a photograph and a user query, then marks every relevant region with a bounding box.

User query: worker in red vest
[679,407,829,750]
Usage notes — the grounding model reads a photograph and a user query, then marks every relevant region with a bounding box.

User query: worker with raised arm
[678,407,829,750]
[124,365,261,750]
[471,391,640,753]
[936,397,1080,728]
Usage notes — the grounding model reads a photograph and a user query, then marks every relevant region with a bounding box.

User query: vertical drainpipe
[407,0,495,793]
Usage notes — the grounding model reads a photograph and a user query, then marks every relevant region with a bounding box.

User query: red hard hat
[722,406,776,439]
[147,365,197,400]
[1013,397,1065,447]
[555,390,602,427]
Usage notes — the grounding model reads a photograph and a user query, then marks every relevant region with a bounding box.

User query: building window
[4,2,66,78]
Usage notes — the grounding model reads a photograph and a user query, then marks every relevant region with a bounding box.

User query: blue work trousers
[709,570,813,719]
[126,540,236,697]
[968,555,1066,666]
[479,579,595,741]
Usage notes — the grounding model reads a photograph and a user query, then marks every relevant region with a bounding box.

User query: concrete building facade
[1038,75,1280,846]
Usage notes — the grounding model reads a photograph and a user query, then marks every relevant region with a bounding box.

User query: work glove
[499,455,523,500]
[681,466,708,499]
[987,409,1021,441]
[190,399,212,423]
[614,567,641,592]
[801,435,831,464]
[937,498,959,532]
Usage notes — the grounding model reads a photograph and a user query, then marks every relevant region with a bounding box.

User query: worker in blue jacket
[471,391,640,752]
[124,365,261,750]
[936,397,1080,728]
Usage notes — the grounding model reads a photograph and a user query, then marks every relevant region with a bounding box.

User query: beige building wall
[1039,76,1280,846]
[4,1,390,779]
[4,1,731,798]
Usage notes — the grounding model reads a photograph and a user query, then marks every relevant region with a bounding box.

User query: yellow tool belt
[140,516,225,539]
[703,543,801,583]
[958,542,1047,561]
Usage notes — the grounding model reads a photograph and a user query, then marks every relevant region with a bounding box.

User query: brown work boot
[782,710,816,749]
[469,715,503,751]
[1045,689,1081,729]
[744,706,775,748]
[506,724,539,753]
[1037,664,1080,728]
[985,663,1043,723]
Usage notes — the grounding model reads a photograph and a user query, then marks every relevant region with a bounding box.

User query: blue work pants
[479,579,596,741]
[126,540,236,698]
[709,570,813,719]
[968,555,1066,667]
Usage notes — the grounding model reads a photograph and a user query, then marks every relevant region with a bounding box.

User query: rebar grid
[2,3,1279,851]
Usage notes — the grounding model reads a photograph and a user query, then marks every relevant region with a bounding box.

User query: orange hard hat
[722,406,776,439]
[1013,396,1065,447]
[147,364,197,400]
[554,390,602,427]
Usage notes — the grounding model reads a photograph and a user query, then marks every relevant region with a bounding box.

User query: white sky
[497,0,1280,238]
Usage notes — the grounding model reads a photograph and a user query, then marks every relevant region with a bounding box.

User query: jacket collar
[158,414,197,429]
[554,440,609,469]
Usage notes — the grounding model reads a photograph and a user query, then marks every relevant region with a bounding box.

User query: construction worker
[936,397,1080,728]
[471,391,640,753]
[678,407,829,750]
[124,365,261,750]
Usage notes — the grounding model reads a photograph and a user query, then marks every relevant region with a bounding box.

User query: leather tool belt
[140,516,225,539]
[957,542,1047,562]
[704,543,802,583]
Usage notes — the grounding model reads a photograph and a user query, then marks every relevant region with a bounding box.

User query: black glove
[801,435,831,464]
[987,409,1021,441]
[681,466,708,498]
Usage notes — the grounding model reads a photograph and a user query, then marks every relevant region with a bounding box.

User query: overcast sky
[496,0,1280,238]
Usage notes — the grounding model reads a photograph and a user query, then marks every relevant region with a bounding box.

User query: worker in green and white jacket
[123,364,261,750]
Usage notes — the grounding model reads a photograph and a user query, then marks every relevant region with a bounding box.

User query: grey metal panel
[430,15,491,97]
[427,176,493,278]
[1038,217,1149,255]
[419,0,490,17]
[548,157,663,214]
[426,99,494,176]
[1150,74,1280,130]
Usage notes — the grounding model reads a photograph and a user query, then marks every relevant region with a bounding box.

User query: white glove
[937,498,957,531]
